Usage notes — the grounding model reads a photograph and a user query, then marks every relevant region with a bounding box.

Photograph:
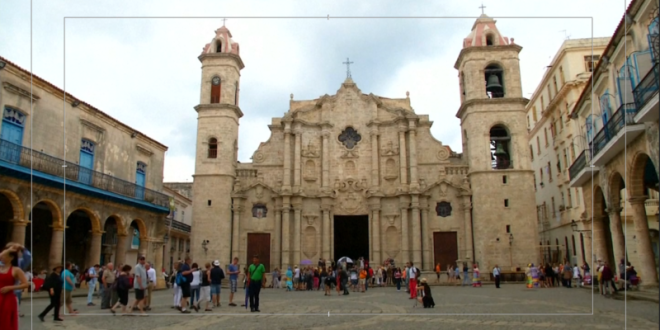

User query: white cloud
[0,0,628,182]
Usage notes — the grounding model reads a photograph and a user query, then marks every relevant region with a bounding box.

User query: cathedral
[191,15,539,272]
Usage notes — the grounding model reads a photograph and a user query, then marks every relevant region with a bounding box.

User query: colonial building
[0,56,171,279]
[191,17,539,273]
[527,37,609,265]
[162,183,193,272]
[568,0,659,286]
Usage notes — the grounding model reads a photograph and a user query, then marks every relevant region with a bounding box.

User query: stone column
[421,198,431,270]
[407,120,419,189]
[330,209,335,261]
[370,129,379,189]
[293,128,302,189]
[49,227,64,270]
[88,231,103,267]
[283,125,292,189]
[10,219,28,246]
[370,207,381,266]
[400,200,410,262]
[606,207,626,265]
[114,234,128,267]
[153,242,165,288]
[322,208,330,259]
[281,205,291,267]
[411,196,422,267]
[462,200,473,261]
[139,238,149,260]
[629,197,658,286]
[274,204,282,269]
[398,125,408,186]
[232,201,241,259]
[293,206,302,266]
[591,215,609,263]
[322,131,330,189]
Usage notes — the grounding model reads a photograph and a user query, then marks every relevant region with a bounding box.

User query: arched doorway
[101,216,121,265]
[0,192,17,247]
[127,219,147,264]
[65,210,94,269]
[25,201,58,272]
[593,186,615,267]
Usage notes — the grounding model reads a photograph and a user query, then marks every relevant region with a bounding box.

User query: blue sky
[0,0,629,182]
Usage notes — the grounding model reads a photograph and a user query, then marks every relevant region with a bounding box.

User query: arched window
[216,40,223,53]
[585,115,594,143]
[599,92,612,125]
[208,138,218,158]
[490,125,511,170]
[486,34,494,46]
[617,59,636,106]
[211,76,221,103]
[484,64,504,98]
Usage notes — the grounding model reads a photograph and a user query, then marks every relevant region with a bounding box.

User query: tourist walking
[145,262,156,311]
[435,263,441,283]
[62,262,78,315]
[129,256,148,315]
[110,264,132,315]
[210,260,225,307]
[0,244,30,330]
[247,255,266,312]
[178,257,195,313]
[409,262,419,299]
[86,264,99,306]
[472,264,482,287]
[190,263,201,307]
[101,262,115,309]
[226,258,237,306]
[462,263,470,286]
[286,267,293,291]
[195,263,212,312]
[394,267,402,290]
[493,264,501,288]
[38,265,64,322]
[272,268,280,289]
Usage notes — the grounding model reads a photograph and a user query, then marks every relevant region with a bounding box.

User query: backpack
[176,272,186,285]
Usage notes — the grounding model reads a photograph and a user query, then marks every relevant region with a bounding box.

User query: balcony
[569,150,598,187]
[590,103,645,167]
[165,218,192,233]
[0,139,169,213]
[633,62,659,124]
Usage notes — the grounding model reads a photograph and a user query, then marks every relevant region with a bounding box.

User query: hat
[420,278,427,283]
[52,264,63,271]
[213,260,220,266]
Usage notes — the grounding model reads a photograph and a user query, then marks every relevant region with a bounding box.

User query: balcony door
[0,107,25,164]
[78,140,95,185]
[135,162,146,200]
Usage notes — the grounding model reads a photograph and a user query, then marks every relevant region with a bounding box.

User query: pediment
[422,178,471,196]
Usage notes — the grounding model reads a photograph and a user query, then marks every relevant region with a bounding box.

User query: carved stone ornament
[339,191,361,213]
[384,214,399,225]
[338,127,362,149]
[252,151,266,163]
[255,185,264,199]
[380,141,399,157]
[233,178,242,192]
[334,178,369,214]
[302,142,321,158]
[303,215,318,225]
[252,204,268,218]
[439,182,448,196]
[340,149,360,159]
[437,147,450,161]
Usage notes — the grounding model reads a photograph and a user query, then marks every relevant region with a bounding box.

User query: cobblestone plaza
[20,285,659,330]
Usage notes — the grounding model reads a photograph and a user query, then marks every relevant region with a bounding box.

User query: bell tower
[454,14,538,270]
[191,25,244,265]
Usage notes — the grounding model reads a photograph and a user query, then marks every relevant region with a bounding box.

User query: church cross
[343,57,354,78]
[479,3,486,14]
[222,18,228,26]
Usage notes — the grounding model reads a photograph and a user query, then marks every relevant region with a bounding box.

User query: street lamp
[508,233,514,271]
[202,240,210,253]
[508,233,514,245]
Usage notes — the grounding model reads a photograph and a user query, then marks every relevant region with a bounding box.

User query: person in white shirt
[145,262,157,311]
[492,265,502,288]
[293,266,300,291]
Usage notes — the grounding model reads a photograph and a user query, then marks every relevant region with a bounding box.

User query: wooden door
[247,233,271,272]
[433,232,458,268]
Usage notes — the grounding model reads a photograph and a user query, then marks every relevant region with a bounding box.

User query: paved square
[20,285,659,330]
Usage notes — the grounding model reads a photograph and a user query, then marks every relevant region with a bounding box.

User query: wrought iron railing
[590,103,638,157]
[0,139,169,208]
[166,218,192,233]
[568,150,588,181]
[633,62,659,111]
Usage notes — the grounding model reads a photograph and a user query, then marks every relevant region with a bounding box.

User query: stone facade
[192,17,539,272]
[526,37,609,265]
[0,56,170,286]
[568,0,659,286]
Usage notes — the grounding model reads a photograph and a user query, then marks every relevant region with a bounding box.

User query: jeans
[463,272,469,286]
[341,279,349,294]
[87,281,96,303]
[495,275,501,288]
[319,277,325,291]
[248,280,262,310]
[190,286,200,305]
[396,279,401,290]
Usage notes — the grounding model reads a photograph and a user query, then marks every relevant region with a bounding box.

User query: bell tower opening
[490,125,511,169]
[486,34,494,46]
[485,64,504,98]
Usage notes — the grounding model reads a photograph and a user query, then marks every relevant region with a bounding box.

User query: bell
[486,74,502,91]
[494,142,507,157]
